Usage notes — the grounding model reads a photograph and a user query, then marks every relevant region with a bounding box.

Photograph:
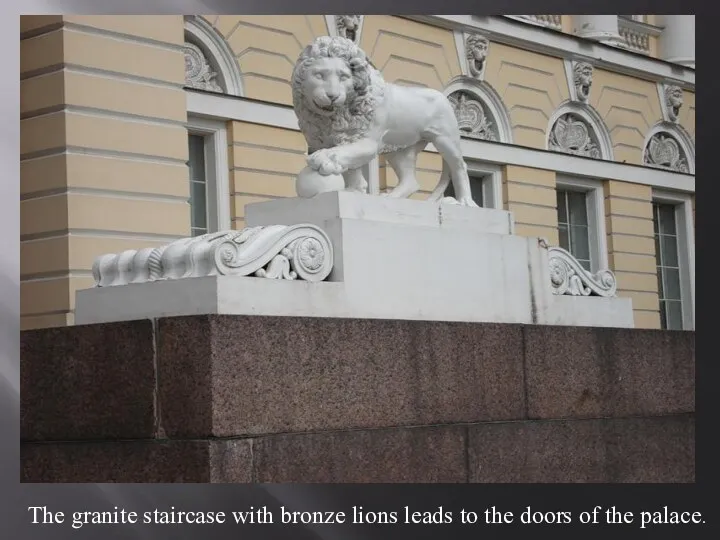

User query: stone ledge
[21,315,695,442]
[21,415,694,483]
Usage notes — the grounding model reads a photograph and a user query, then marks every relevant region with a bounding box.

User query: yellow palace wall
[20,15,695,330]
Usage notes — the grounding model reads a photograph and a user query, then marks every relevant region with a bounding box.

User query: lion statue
[291,35,477,207]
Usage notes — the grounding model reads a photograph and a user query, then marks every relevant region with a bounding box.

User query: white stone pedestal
[75,192,633,328]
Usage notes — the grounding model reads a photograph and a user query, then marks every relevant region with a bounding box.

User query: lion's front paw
[308,149,347,176]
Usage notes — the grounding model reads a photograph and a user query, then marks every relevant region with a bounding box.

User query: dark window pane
[654,233,662,266]
[665,300,683,330]
[469,176,485,208]
[445,174,485,207]
[577,258,591,272]
[568,191,588,226]
[557,190,567,224]
[652,204,660,234]
[558,224,569,251]
[569,225,590,263]
[188,135,206,183]
[659,300,668,329]
[663,268,681,301]
[661,234,679,267]
[191,181,207,229]
[656,269,664,299]
[444,178,455,199]
[658,204,676,235]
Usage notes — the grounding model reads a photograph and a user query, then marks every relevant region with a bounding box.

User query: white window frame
[652,189,695,330]
[466,161,503,210]
[186,116,231,233]
[555,176,609,273]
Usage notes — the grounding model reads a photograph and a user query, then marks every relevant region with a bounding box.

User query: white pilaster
[657,15,695,68]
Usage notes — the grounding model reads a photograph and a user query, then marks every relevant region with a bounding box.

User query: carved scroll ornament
[548,246,617,297]
[92,225,334,287]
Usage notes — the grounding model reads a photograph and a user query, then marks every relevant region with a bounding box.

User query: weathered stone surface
[468,414,694,483]
[21,321,156,442]
[524,326,695,419]
[21,439,253,483]
[157,315,526,438]
[253,425,467,483]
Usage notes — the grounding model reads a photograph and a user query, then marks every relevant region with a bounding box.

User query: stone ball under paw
[295,166,344,198]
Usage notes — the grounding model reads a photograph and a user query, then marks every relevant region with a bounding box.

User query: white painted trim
[444,77,514,144]
[453,30,468,77]
[643,122,695,175]
[187,90,299,130]
[186,116,231,233]
[466,161,503,211]
[184,16,244,97]
[563,59,576,101]
[547,100,615,161]
[556,176,609,273]
[652,190,695,330]
[404,15,694,88]
[185,90,695,194]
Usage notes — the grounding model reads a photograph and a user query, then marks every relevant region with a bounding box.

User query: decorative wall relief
[548,114,601,158]
[447,91,497,141]
[572,61,593,103]
[644,133,690,173]
[664,85,684,123]
[335,15,362,42]
[91,225,335,287]
[548,247,617,297]
[465,34,489,79]
[183,42,223,93]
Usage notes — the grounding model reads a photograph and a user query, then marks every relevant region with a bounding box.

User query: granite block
[155,316,212,438]
[157,315,526,438]
[21,439,253,483]
[21,320,157,442]
[524,326,695,419]
[468,414,694,483]
[253,425,467,483]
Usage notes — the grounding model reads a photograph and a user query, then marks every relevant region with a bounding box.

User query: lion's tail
[427,159,451,202]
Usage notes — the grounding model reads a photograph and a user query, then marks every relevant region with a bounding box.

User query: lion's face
[668,88,683,107]
[300,57,356,117]
[574,64,593,101]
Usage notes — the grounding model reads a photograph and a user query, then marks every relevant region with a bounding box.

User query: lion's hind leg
[431,134,478,208]
[384,141,426,199]
[342,167,368,194]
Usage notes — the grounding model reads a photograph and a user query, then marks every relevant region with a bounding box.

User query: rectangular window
[188,134,209,237]
[653,202,684,330]
[556,189,591,271]
[186,117,231,236]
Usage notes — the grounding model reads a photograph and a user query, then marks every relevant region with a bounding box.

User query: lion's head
[573,62,593,102]
[336,15,361,41]
[291,36,386,152]
[665,85,683,121]
[465,34,489,77]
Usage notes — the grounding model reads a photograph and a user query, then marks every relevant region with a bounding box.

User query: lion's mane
[291,36,387,153]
